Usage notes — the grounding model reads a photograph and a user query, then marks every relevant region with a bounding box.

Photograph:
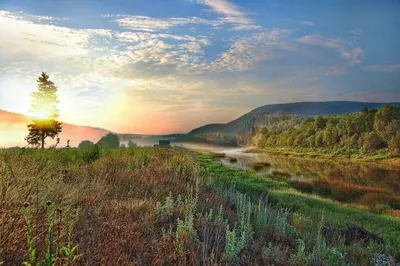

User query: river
[179,143,400,210]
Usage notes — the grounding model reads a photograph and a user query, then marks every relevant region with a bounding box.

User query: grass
[1,147,399,265]
[247,147,400,166]
[290,178,400,211]
[196,154,400,261]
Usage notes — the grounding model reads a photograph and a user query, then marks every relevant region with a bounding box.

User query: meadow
[0,146,399,265]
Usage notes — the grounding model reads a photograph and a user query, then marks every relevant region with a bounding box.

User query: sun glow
[29,111,52,120]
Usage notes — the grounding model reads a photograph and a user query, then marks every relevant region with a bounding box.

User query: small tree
[314,116,326,131]
[25,72,62,149]
[128,140,137,148]
[389,133,400,155]
[97,133,120,149]
[78,140,94,149]
[362,131,382,153]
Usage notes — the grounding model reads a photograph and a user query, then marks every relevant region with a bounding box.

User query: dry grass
[0,147,231,265]
[1,147,399,265]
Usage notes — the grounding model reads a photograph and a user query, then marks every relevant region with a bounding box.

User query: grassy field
[1,147,399,265]
[246,147,400,166]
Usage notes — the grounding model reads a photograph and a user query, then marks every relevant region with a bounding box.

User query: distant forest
[250,105,400,156]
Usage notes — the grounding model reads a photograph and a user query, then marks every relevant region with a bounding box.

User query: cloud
[298,35,364,65]
[196,0,245,17]
[1,9,385,134]
[194,0,260,31]
[104,14,223,32]
[300,21,314,26]
[0,10,69,22]
[230,24,262,31]
[203,29,292,72]
[363,64,400,73]
[326,66,347,76]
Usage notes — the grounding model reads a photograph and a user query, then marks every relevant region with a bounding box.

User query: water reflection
[219,151,400,194]
[181,144,400,210]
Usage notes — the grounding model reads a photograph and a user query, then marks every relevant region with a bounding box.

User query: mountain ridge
[188,101,400,136]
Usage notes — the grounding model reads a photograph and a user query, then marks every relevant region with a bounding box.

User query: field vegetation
[1,146,399,265]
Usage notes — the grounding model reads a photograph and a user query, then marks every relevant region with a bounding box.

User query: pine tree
[25,72,62,149]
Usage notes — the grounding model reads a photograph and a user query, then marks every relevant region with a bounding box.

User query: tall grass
[1,147,399,265]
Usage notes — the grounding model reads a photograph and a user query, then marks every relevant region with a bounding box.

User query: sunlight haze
[0,0,399,134]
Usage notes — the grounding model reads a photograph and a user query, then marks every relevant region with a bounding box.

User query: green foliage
[156,192,175,217]
[59,208,83,265]
[96,133,120,149]
[288,239,308,266]
[175,214,197,254]
[25,72,62,149]
[325,248,346,266]
[127,140,137,148]
[81,144,101,164]
[315,116,326,130]
[197,154,400,262]
[23,203,37,266]
[77,140,94,149]
[375,253,397,266]
[222,191,253,263]
[252,105,400,157]
[22,202,81,266]
[264,242,290,265]
[43,202,56,266]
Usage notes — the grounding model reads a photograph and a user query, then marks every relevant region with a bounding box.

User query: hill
[0,109,110,147]
[188,101,400,136]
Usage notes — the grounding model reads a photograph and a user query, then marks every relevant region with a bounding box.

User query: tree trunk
[41,131,45,149]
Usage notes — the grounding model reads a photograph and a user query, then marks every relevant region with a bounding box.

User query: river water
[179,143,400,209]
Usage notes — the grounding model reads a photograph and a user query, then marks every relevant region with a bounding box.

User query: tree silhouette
[25,72,62,149]
[128,140,137,148]
[97,133,120,149]
[78,140,94,149]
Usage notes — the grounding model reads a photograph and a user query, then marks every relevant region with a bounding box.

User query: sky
[0,0,399,134]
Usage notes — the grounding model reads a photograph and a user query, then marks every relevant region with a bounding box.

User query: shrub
[78,140,94,149]
[156,192,175,217]
[223,192,253,263]
[264,242,290,264]
[96,133,120,149]
[82,144,101,164]
[127,140,137,148]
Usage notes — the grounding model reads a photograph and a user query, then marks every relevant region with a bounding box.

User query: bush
[78,140,94,149]
[97,133,120,149]
[82,144,101,164]
[128,140,137,148]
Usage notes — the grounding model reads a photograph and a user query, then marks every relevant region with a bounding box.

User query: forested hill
[188,101,400,136]
[251,105,400,156]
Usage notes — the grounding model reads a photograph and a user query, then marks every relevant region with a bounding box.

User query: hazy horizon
[1,0,400,134]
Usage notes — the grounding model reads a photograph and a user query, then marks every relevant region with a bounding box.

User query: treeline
[251,105,400,155]
[193,133,240,146]
[78,133,137,149]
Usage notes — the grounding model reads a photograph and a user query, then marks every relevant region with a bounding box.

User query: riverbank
[245,147,400,166]
[196,154,400,261]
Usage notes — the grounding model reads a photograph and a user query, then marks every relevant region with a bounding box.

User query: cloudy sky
[0,0,399,134]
